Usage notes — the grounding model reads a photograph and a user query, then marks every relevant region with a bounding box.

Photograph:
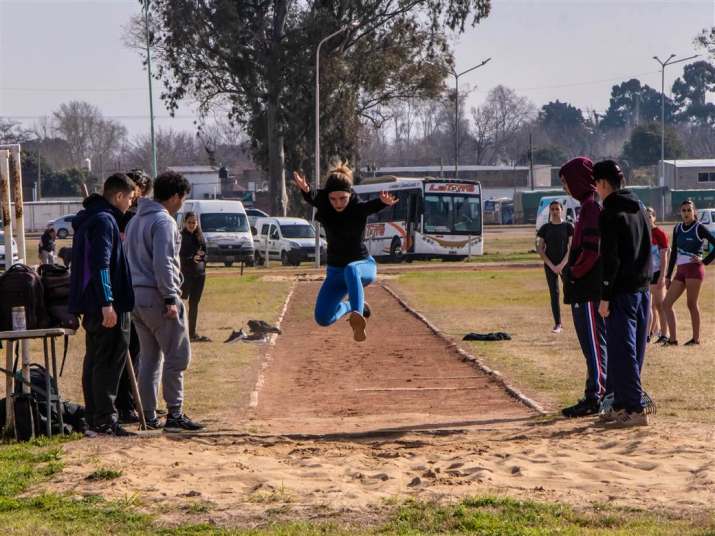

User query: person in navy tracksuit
[595,160,652,427]
[559,157,608,418]
[69,173,136,436]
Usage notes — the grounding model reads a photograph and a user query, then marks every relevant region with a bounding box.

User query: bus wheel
[389,237,403,263]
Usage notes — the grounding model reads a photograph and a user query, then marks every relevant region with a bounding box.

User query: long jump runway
[249,282,535,435]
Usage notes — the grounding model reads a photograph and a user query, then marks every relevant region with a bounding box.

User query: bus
[353,176,483,262]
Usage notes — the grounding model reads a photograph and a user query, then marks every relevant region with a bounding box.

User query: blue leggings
[314,257,377,326]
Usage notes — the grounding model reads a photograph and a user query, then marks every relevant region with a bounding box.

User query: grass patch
[86,468,123,481]
[393,267,715,420]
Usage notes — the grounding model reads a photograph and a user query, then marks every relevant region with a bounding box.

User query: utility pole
[144,0,158,177]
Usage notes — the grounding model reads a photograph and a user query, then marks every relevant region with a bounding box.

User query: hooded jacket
[599,189,652,300]
[301,188,387,267]
[559,157,602,304]
[124,197,183,305]
[68,194,134,315]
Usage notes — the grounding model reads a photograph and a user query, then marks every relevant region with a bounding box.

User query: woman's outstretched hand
[379,191,398,206]
[292,171,310,193]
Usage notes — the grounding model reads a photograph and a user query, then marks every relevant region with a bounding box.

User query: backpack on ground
[0,264,46,331]
[38,264,78,330]
[11,364,75,436]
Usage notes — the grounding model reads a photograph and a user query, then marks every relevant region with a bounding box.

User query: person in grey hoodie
[124,171,204,432]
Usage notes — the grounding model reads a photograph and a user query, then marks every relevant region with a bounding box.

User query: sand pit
[39,281,715,526]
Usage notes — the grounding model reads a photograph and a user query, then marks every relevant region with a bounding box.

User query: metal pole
[144,0,158,178]
[8,146,26,264]
[454,73,459,178]
[660,62,665,187]
[529,132,534,191]
[0,150,14,270]
[314,25,351,268]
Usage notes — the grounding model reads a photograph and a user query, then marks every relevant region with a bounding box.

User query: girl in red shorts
[662,200,715,345]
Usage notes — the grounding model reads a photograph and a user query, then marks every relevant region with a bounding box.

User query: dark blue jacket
[68,194,134,315]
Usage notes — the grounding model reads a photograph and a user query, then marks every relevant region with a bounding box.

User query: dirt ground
[39,280,715,527]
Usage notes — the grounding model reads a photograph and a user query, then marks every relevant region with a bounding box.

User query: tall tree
[621,122,685,167]
[672,60,715,125]
[600,79,673,130]
[140,0,490,214]
[537,100,590,156]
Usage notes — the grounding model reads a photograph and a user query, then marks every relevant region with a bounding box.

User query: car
[535,195,580,230]
[48,215,76,239]
[0,231,20,270]
[245,207,269,229]
[177,200,255,267]
[697,207,715,251]
[253,217,326,266]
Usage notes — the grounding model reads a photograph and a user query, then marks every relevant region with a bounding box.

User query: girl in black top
[180,211,209,342]
[293,164,397,341]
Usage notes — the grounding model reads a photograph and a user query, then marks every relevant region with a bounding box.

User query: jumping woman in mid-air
[293,164,397,342]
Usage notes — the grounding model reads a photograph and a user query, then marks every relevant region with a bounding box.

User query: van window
[200,213,249,233]
[280,224,315,239]
[270,226,280,240]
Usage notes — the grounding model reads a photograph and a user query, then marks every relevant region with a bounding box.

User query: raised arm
[292,171,317,207]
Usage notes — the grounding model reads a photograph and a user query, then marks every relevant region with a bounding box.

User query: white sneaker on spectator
[606,410,649,428]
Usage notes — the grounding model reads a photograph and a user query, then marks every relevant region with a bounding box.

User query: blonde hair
[324,163,353,193]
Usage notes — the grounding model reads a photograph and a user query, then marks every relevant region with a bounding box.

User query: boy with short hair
[595,160,652,427]
[125,171,204,432]
[69,173,136,436]
[559,157,607,418]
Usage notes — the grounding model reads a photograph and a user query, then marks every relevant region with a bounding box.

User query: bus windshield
[200,213,249,233]
[424,194,481,235]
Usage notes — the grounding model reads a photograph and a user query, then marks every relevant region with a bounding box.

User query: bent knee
[314,311,333,327]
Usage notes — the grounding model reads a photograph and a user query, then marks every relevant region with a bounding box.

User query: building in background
[662,159,715,190]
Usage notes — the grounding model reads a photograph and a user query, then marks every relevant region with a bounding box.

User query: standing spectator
[536,201,573,333]
[559,157,607,418]
[646,207,670,343]
[68,173,136,436]
[595,160,652,427]
[180,212,210,342]
[662,200,715,346]
[38,226,56,265]
[115,170,153,424]
[125,171,204,431]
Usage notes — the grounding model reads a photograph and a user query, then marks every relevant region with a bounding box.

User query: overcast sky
[0,0,712,138]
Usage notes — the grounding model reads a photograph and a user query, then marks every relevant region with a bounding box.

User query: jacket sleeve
[359,197,388,216]
[301,189,318,207]
[666,226,678,278]
[570,203,600,279]
[152,218,181,304]
[698,224,715,266]
[88,215,114,307]
[599,212,620,301]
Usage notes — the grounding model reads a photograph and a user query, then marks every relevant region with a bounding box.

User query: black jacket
[39,230,55,253]
[599,189,652,301]
[180,229,207,277]
[301,189,387,267]
[68,194,134,315]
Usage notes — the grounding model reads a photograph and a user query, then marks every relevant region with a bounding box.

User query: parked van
[177,200,254,267]
[254,217,326,266]
[535,195,581,230]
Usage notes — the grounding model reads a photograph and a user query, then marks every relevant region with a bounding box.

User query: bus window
[424,194,481,234]
[453,196,481,234]
[392,190,409,221]
[424,195,452,233]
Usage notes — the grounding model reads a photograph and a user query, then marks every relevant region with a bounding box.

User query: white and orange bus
[353,176,483,262]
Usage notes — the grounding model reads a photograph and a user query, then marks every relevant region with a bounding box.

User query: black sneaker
[93,423,137,437]
[143,417,164,430]
[363,302,372,319]
[662,339,678,346]
[164,413,205,432]
[655,335,669,344]
[224,329,247,344]
[118,409,140,424]
[561,398,600,418]
[684,339,700,346]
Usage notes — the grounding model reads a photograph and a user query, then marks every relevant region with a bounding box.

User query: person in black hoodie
[38,226,56,265]
[180,211,209,342]
[559,157,608,418]
[292,164,396,341]
[68,173,136,436]
[595,160,652,428]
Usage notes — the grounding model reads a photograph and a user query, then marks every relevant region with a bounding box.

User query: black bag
[12,364,72,436]
[38,264,78,330]
[13,393,40,442]
[0,264,46,331]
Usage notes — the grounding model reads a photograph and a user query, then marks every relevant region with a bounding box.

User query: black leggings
[544,265,561,326]
[182,274,206,338]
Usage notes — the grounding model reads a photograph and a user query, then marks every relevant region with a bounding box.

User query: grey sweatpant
[132,287,191,418]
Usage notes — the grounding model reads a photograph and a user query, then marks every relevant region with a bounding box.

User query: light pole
[451,58,491,178]
[314,23,357,267]
[144,0,158,178]
[652,54,697,188]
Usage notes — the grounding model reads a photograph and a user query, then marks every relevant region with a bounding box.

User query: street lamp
[143,0,158,178]
[652,53,698,188]
[314,22,358,267]
[451,58,491,178]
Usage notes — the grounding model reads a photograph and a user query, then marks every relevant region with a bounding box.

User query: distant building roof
[663,159,715,168]
[374,165,531,172]
[168,166,218,173]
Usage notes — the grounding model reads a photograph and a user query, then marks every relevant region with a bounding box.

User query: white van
[254,217,326,266]
[178,200,254,267]
[535,195,581,231]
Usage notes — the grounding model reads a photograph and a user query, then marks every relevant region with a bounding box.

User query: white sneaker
[551,324,562,333]
[598,406,623,423]
[606,410,649,428]
[599,393,615,413]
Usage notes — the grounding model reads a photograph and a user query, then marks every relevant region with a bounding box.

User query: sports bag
[0,264,46,331]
